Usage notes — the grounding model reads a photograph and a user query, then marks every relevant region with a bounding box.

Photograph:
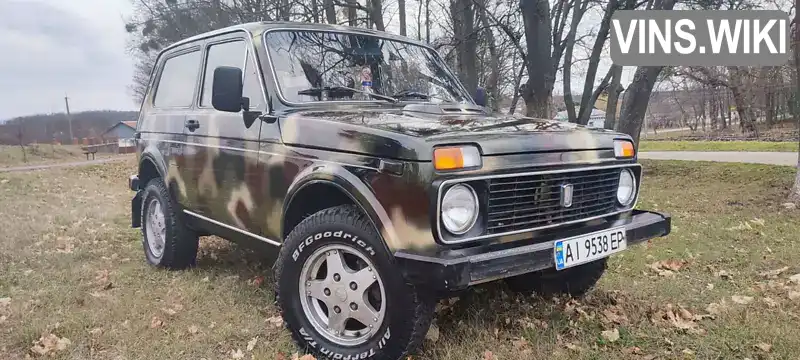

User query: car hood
[278,106,627,161]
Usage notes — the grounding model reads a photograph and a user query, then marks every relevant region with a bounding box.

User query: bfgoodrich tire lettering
[275,205,434,360]
[505,258,608,298]
[140,178,199,269]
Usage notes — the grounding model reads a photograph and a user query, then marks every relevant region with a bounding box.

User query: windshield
[265,30,472,104]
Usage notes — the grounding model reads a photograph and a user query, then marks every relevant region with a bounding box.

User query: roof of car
[164,22,431,53]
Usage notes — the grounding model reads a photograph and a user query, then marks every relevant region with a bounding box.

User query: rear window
[153,50,201,108]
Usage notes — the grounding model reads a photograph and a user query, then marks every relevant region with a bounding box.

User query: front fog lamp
[441,184,479,235]
[617,169,636,206]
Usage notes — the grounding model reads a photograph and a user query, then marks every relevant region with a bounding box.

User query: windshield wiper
[391,90,453,103]
[297,86,398,103]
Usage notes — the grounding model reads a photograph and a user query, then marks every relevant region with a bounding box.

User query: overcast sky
[0,0,135,120]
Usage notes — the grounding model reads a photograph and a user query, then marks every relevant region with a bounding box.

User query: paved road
[0,156,130,173]
[640,151,798,166]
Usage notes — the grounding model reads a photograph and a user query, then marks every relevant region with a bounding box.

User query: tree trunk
[323,0,336,24]
[452,0,477,93]
[369,0,385,30]
[398,0,406,36]
[476,0,499,111]
[311,0,320,22]
[577,0,617,125]
[605,65,623,130]
[425,0,431,43]
[521,0,553,118]
[790,0,800,204]
[347,0,357,26]
[618,66,662,145]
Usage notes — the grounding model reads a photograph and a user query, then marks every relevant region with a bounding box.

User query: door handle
[185,119,200,131]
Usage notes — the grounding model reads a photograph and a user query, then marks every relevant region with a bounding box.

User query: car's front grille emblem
[560,184,574,208]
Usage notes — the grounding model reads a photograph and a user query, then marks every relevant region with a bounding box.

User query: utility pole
[64,95,74,144]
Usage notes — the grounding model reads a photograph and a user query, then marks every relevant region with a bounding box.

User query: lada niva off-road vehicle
[128,22,671,360]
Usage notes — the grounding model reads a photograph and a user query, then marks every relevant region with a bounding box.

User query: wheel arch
[138,150,167,184]
[282,165,400,253]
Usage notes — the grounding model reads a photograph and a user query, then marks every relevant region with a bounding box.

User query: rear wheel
[275,205,434,360]
[505,258,607,298]
[140,178,199,269]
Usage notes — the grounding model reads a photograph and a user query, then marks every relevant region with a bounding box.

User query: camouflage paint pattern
[135,22,639,257]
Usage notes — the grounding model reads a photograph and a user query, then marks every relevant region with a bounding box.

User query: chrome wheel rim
[145,198,166,258]
[298,244,386,347]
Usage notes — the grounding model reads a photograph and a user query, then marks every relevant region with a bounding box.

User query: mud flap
[131,191,143,228]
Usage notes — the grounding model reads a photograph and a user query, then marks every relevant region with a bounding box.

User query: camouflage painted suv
[128,22,671,360]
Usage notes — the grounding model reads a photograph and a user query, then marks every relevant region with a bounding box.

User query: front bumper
[395,210,671,293]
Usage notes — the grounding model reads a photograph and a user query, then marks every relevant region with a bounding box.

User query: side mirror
[474,87,487,107]
[212,66,245,113]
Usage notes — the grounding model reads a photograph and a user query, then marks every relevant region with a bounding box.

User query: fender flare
[283,164,401,253]
[139,146,168,180]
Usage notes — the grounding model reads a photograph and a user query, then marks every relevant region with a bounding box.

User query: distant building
[103,121,137,153]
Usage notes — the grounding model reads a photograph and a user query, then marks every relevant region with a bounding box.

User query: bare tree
[790,1,800,204]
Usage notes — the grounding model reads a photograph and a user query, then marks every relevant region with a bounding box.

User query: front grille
[486,168,622,234]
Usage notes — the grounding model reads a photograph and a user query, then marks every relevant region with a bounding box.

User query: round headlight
[441,184,479,235]
[617,169,636,206]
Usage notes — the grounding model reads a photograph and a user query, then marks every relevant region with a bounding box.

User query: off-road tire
[141,178,199,269]
[275,205,435,360]
[505,258,607,298]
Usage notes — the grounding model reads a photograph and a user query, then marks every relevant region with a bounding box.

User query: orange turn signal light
[434,146,481,171]
[614,140,635,158]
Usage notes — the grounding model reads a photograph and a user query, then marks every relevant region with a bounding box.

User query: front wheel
[275,205,434,360]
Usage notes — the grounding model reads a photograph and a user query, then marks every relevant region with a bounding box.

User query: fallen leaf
[30,334,71,356]
[623,346,643,355]
[759,267,789,279]
[483,350,497,360]
[249,276,265,287]
[512,337,529,350]
[788,291,800,300]
[161,308,177,316]
[727,221,753,231]
[750,218,765,226]
[754,342,772,353]
[188,325,199,334]
[201,276,210,282]
[789,274,800,285]
[150,316,164,329]
[706,302,725,315]
[601,328,620,343]
[763,297,778,308]
[297,355,316,360]
[425,324,440,343]
[782,202,797,210]
[731,295,754,305]
[266,315,283,328]
[651,259,687,272]
[565,342,582,352]
[230,349,244,359]
[246,337,258,351]
[682,348,695,355]
[715,270,732,280]
[652,304,705,334]
[602,307,629,325]
[88,327,102,336]
[706,283,714,290]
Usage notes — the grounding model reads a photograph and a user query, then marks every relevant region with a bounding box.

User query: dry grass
[639,140,799,152]
[1,159,799,359]
[0,145,118,168]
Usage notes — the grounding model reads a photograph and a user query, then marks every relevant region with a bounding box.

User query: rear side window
[153,50,201,108]
[201,40,247,107]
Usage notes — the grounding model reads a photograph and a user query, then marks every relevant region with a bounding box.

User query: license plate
[554,227,627,270]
